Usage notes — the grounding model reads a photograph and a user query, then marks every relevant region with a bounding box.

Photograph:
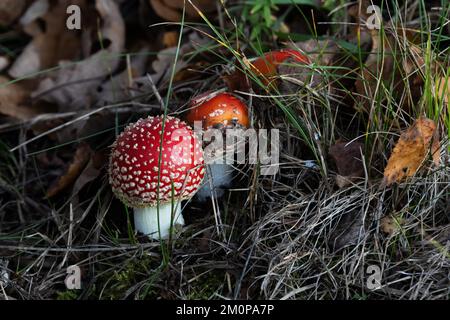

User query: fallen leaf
[329,140,365,188]
[19,0,49,27]
[96,47,150,105]
[173,61,209,82]
[383,117,440,186]
[222,68,250,92]
[149,0,216,22]
[0,0,26,26]
[162,31,179,48]
[9,0,85,79]
[72,149,107,196]
[0,76,37,120]
[131,32,207,90]
[31,0,125,111]
[46,143,92,198]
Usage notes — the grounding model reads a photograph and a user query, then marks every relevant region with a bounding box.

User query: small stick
[146,73,165,111]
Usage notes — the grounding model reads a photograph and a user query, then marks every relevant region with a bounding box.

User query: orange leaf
[383,117,440,186]
[162,31,179,48]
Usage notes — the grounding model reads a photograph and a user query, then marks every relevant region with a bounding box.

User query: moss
[99,255,158,300]
[56,290,79,300]
[186,272,224,300]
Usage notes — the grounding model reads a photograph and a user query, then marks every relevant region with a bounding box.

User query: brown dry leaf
[72,149,107,196]
[163,31,179,48]
[9,0,85,79]
[97,32,206,106]
[31,0,125,111]
[329,140,365,188]
[0,76,38,120]
[383,117,440,186]
[97,47,150,105]
[149,0,216,22]
[132,32,207,90]
[0,0,26,26]
[173,61,209,82]
[46,143,92,198]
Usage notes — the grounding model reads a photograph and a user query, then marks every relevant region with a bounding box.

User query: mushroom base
[133,203,184,240]
[196,163,234,201]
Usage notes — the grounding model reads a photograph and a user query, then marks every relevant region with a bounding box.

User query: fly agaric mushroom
[185,91,250,200]
[224,49,310,91]
[249,49,310,87]
[186,91,250,130]
[109,115,205,239]
[252,49,310,78]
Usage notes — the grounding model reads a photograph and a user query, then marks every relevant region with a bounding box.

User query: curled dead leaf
[97,47,150,105]
[31,0,125,111]
[134,32,206,88]
[46,143,92,198]
[72,149,107,197]
[0,76,38,120]
[9,0,86,79]
[382,117,440,186]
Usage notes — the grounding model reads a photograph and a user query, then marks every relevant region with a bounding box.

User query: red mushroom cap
[252,49,310,78]
[186,91,250,130]
[109,115,205,208]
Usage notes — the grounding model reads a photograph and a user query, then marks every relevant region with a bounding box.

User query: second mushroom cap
[186,91,250,130]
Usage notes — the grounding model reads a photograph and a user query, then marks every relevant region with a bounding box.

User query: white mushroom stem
[196,163,234,202]
[133,202,184,240]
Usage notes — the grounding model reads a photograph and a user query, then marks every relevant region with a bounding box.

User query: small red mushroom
[185,91,250,201]
[224,49,310,91]
[109,115,205,239]
[186,91,250,130]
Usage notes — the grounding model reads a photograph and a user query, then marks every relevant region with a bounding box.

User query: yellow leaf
[383,117,439,186]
